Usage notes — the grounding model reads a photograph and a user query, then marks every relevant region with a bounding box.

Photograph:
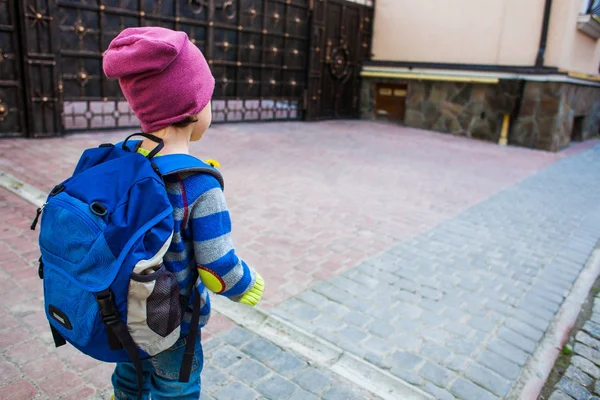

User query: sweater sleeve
[189,185,256,300]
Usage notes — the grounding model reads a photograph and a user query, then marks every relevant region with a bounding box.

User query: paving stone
[230,358,271,383]
[421,342,452,364]
[548,390,576,400]
[445,322,473,336]
[497,327,538,354]
[450,377,499,400]
[338,326,368,343]
[211,346,245,369]
[289,389,320,400]
[220,327,257,347]
[202,365,230,394]
[468,316,498,333]
[292,368,332,395]
[368,320,395,338]
[390,368,424,386]
[574,343,600,365]
[504,318,544,341]
[242,338,281,362]
[571,355,600,379]
[423,382,456,400]
[477,349,520,380]
[264,351,307,377]
[362,336,393,354]
[486,338,529,366]
[256,374,297,399]
[446,355,470,372]
[577,331,600,350]
[584,321,600,341]
[214,381,259,400]
[446,337,479,356]
[290,302,321,321]
[298,291,328,309]
[564,365,593,387]
[418,362,455,387]
[322,386,365,400]
[465,362,512,397]
[390,351,424,370]
[343,311,372,328]
[556,377,591,400]
[365,352,392,369]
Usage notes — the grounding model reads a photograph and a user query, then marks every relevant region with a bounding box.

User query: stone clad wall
[511,82,600,151]
[403,81,519,142]
[361,77,600,151]
[361,79,520,142]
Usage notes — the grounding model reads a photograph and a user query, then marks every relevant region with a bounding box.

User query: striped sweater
[160,167,257,333]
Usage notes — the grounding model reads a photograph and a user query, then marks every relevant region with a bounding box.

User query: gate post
[305,0,326,121]
[16,0,63,137]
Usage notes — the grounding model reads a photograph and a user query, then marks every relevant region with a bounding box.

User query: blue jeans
[112,334,203,400]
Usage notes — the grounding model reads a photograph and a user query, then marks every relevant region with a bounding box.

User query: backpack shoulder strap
[152,154,224,189]
[116,139,224,189]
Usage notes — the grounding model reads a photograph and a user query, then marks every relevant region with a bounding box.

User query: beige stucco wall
[545,0,600,75]
[372,0,600,74]
[371,0,545,65]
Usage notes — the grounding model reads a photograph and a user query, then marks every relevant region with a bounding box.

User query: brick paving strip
[0,172,430,400]
[270,144,600,399]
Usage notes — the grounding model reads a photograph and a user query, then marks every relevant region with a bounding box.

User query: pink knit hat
[103,27,215,133]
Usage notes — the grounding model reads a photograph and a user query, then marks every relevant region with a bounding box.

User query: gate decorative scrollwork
[0,0,374,137]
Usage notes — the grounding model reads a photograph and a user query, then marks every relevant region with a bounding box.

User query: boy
[103,27,264,399]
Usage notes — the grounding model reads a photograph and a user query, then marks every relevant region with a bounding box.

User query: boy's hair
[171,115,199,129]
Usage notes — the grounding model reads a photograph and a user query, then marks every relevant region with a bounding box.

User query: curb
[508,248,600,399]
[0,169,433,400]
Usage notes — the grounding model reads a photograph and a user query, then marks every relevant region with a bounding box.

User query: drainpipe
[535,0,553,68]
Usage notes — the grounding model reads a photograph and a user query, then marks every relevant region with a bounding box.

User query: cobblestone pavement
[272,143,600,399]
[547,294,600,400]
[0,121,565,307]
[0,188,375,399]
[1,122,599,399]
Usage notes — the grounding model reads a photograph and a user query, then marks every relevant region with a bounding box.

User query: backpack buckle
[96,290,120,325]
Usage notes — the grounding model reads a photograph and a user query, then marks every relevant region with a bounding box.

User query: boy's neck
[141,128,191,155]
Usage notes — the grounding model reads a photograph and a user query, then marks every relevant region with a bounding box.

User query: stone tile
[450,378,498,400]
[256,374,298,399]
[264,351,307,378]
[465,362,512,397]
[214,381,259,400]
[571,355,600,379]
[423,383,456,400]
[242,338,281,362]
[556,377,591,400]
[565,365,593,387]
[292,368,332,395]
[230,359,271,383]
[418,362,455,387]
[476,349,520,380]
[322,386,366,400]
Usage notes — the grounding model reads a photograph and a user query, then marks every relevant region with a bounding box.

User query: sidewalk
[1,121,600,399]
[0,188,377,400]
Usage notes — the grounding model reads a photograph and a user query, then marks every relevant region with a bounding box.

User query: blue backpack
[32,133,223,399]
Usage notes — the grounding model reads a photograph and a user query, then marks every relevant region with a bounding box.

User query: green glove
[239,273,264,306]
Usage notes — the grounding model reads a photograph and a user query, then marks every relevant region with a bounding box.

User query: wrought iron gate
[0,0,373,138]
[305,0,373,119]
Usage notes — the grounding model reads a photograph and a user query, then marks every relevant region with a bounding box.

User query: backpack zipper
[31,184,65,231]
[30,203,46,231]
